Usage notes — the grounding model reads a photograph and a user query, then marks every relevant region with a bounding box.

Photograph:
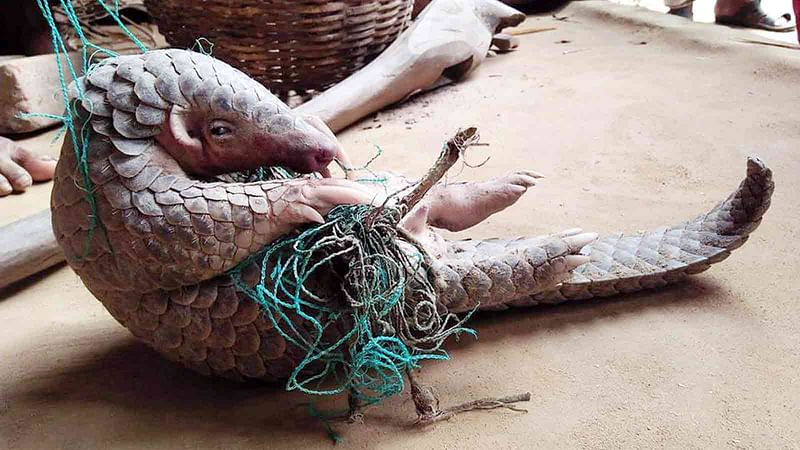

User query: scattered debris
[552,14,578,22]
[508,26,557,36]
[735,38,800,50]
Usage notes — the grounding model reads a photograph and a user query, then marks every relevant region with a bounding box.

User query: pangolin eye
[208,120,234,138]
[210,125,231,137]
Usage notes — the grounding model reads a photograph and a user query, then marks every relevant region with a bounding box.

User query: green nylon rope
[30,0,148,256]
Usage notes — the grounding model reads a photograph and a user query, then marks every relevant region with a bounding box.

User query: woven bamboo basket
[54,0,166,55]
[143,0,414,95]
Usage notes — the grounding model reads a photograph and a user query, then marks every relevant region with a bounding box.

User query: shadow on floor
[1,276,729,447]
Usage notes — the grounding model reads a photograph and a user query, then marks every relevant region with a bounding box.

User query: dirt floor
[2,2,800,449]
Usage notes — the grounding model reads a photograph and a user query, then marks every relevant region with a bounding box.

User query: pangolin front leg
[424,170,544,232]
[383,169,544,234]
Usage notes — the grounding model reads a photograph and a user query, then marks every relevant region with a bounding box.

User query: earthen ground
[2,3,799,448]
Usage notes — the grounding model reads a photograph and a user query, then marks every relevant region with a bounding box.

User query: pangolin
[51,49,773,386]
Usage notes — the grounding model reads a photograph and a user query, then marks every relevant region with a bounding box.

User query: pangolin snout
[279,132,338,174]
[253,114,341,174]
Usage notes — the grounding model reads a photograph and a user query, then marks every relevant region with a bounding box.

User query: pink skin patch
[254,130,338,174]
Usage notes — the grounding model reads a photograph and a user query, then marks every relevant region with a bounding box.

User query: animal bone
[296,0,527,132]
[48,49,773,388]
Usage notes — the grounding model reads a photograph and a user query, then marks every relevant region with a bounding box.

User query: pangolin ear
[157,105,203,156]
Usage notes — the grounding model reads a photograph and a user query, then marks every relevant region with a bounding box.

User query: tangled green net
[230,203,475,406]
[30,0,149,256]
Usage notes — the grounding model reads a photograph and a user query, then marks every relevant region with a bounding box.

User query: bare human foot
[0,136,57,196]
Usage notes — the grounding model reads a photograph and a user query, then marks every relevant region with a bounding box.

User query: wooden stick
[416,392,532,425]
[0,209,63,290]
[508,26,557,36]
[407,368,530,426]
[399,127,480,215]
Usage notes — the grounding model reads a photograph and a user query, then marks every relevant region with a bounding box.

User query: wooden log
[0,209,63,290]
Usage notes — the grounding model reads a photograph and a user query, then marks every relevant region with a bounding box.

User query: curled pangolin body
[51,49,773,382]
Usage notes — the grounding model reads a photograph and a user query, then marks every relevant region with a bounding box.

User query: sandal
[668,5,694,19]
[716,1,796,32]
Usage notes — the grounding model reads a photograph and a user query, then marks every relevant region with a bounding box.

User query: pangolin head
[73,49,340,177]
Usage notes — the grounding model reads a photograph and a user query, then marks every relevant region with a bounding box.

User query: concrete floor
[2,2,799,449]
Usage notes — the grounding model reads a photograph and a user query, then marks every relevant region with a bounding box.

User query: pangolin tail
[435,157,774,313]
